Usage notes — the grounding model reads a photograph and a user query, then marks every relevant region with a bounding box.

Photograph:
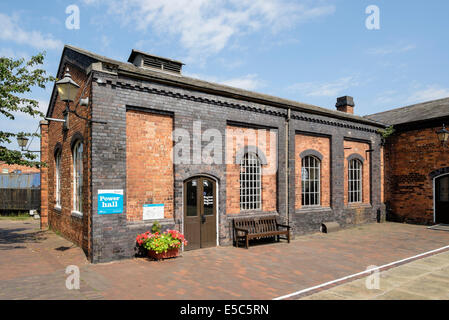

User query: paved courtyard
[301,250,449,300]
[1,219,449,300]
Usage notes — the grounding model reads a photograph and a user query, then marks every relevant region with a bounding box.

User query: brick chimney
[336,96,355,114]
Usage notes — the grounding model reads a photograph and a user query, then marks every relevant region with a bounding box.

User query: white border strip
[274,244,449,300]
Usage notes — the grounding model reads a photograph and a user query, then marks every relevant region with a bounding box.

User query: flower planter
[148,248,179,260]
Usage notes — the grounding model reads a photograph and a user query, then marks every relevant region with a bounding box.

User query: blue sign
[98,189,123,215]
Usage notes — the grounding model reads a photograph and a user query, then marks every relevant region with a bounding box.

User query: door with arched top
[184,177,217,250]
[436,175,449,224]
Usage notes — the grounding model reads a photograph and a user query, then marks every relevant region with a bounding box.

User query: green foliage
[151,220,162,233]
[0,52,55,167]
[378,125,395,139]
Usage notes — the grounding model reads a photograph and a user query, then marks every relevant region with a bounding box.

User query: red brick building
[41,46,385,263]
[367,97,449,225]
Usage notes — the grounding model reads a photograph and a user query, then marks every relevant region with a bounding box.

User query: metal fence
[0,173,41,211]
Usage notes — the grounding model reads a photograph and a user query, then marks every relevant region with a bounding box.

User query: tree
[0,52,55,167]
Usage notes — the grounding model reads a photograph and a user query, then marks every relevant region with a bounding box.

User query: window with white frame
[240,152,262,211]
[55,151,61,207]
[301,155,320,206]
[73,141,83,213]
[348,159,362,203]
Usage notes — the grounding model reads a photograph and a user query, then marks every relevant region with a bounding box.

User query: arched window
[73,141,83,214]
[240,152,261,211]
[348,159,362,203]
[55,151,62,208]
[301,156,321,206]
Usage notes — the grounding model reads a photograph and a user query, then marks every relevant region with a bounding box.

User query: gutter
[285,108,291,226]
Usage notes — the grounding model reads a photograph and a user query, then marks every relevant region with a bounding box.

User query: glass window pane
[203,179,214,216]
[348,159,362,203]
[187,180,198,216]
[301,156,320,206]
[240,153,261,210]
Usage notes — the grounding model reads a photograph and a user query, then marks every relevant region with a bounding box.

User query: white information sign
[143,204,164,220]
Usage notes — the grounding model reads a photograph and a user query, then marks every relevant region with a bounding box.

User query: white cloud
[83,0,335,58]
[0,12,63,51]
[406,85,449,104]
[367,43,416,56]
[220,74,264,91]
[287,76,359,98]
[185,72,264,91]
[0,48,30,60]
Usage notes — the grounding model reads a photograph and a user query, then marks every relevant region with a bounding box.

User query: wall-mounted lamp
[56,68,80,103]
[436,124,449,147]
[17,135,29,151]
[16,135,39,153]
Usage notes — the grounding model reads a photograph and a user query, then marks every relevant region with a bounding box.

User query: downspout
[285,108,291,226]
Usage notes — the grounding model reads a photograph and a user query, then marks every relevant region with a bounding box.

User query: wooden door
[436,176,449,224]
[184,177,217,251]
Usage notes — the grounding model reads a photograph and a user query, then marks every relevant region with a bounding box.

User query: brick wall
[295,134,331,209]
[385,126,449,224]
[126,110,174,221]
[225,125,278,215]
[343,140,371,206]
[45,62,91,253]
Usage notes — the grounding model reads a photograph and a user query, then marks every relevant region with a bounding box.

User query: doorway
[184,177,217,251]
[435,175,449,224]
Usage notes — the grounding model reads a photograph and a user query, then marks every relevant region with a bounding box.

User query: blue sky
[1,0,449,153]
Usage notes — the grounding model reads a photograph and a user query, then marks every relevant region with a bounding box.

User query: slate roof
[48,45,383,127]
[365,97,449,126]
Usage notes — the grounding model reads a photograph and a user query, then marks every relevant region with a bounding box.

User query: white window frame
[240,152,262,211]
[301,155,321,207]
[73,141,83,215]
[348,159,363,203]
[55,151,61,209]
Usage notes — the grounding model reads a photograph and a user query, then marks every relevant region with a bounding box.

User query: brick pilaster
[40,120,49,229]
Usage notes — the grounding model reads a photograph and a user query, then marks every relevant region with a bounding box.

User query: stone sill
[71,211,83,219]
[127,218,175,230]
[345,203,372,209]
[295,207,332,215]
[54,205,62,212]
[225,211,279,219]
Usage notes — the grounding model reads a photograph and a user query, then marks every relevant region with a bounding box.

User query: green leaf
[0,52,53,167]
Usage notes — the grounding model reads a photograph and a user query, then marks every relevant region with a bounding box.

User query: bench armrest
[276,223,291,229]
[234,227,249,234]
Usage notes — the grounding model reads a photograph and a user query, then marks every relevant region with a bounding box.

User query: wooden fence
[0,173,41,211]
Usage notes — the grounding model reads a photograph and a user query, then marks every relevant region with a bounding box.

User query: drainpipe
[285,108,291,226]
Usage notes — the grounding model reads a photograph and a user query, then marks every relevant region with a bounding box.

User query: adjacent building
[366,97,449,225]
[40,45,386,263]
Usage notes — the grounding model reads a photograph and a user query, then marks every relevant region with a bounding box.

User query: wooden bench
[233,215,291,249]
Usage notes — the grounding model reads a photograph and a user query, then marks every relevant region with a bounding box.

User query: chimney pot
[336,96,355,114]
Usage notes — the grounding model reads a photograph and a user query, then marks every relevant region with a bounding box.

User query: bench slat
[233,215,290,248]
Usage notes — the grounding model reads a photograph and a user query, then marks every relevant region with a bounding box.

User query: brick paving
[1,219,449,300]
